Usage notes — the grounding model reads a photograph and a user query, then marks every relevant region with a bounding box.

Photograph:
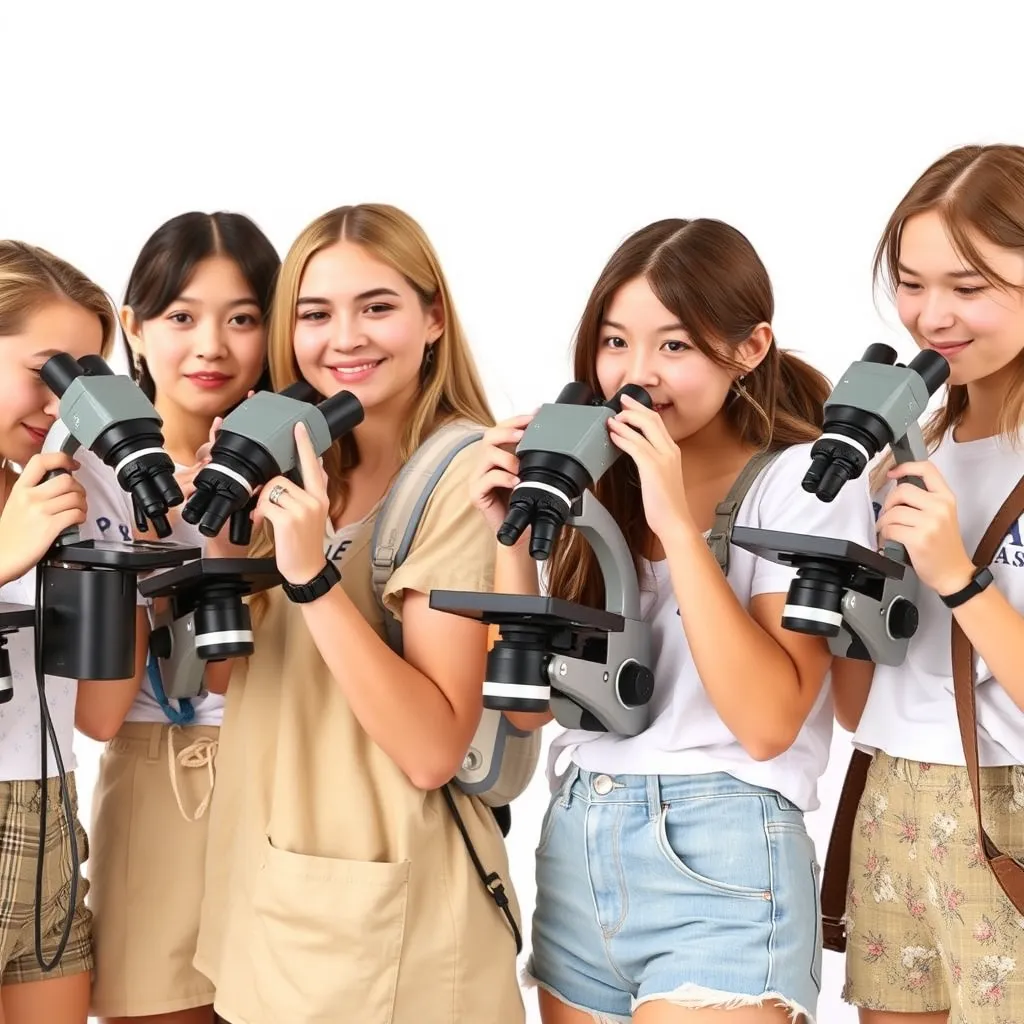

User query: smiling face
[896,210,1024,388]
[595,276,743,444]
[0,299,105,466]
[291,241,442,414]
[125,255,267,423]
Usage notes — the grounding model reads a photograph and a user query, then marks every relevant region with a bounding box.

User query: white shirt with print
[547,442,878,812]
[855,430,1024,766]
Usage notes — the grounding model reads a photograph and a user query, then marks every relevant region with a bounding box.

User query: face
[896,210,1024,387]
[595,276,741,444]
[0,299,105,467]
[291,241,442,414]
[127,255,267,418]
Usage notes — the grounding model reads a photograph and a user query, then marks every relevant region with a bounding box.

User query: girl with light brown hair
[192,204,524,1024]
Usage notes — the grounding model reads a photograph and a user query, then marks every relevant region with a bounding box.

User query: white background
[5,2,1024,1020]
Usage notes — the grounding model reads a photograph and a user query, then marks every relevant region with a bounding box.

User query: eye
[896,280,922,292]
[663,340,690,353]
[229,313,260,327]
[364,303,395,315]
[601,336,627,349]
[299,310,329,322]
[955,286,986,296]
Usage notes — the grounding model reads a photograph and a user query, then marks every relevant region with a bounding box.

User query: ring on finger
[267,483,288,507]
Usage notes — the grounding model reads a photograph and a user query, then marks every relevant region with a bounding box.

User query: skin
[832,209,1024,748]
[473,275,836,1022]
[0,300,104,1024]
[207,240,492,792]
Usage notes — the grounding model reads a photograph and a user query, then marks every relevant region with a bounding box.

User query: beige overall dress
[194,443,526,1024]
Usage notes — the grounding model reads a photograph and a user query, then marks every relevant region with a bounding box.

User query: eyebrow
[601,318,686,332]
[297,287,401,307]
[897,262,984,280]
[176,296,260,308]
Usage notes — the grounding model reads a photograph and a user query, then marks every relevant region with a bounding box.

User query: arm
[665,523,833,760]
[831,659,876,732]
[75,607,149,740]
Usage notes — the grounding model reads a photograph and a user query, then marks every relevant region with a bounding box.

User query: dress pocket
[251,835,411,1023]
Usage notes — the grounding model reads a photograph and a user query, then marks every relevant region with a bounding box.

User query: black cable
[33,562,79,971]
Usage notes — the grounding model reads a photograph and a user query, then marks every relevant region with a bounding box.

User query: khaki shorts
[0,772,93,985]
[88,721,219,1017]
[844,752,1024,1022]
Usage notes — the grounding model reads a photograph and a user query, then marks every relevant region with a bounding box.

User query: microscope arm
[568,490,641,620]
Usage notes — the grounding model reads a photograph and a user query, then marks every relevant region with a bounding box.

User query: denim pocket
[655,797,771,898]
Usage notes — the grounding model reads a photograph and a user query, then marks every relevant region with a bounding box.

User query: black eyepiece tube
[555,382,595,406]
[861,343,899,366]
[77,354,115,377]
[605,384,653,413]
[318,390,365,441]
[38,353,85,397]
[280,379,317,402]
[907,349,951,397]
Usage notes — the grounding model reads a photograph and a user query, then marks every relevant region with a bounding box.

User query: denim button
[593,774,614,795]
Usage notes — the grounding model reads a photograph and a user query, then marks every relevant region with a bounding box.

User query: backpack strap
[370,419,484,653]
[706,449,785,573]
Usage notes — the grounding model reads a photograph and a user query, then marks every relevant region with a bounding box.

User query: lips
[326,359,384,383]
[927,340,973,357]
[186,372,232,389]
[23,424,49,443]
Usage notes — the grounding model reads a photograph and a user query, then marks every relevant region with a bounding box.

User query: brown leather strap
[820,748,872,952]
[950,473,1024,914]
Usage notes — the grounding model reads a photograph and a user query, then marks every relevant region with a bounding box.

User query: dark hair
[122,211,280,400]
[546,217,831,608]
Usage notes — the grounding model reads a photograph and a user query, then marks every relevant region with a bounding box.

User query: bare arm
[75,607,149,741]
[831,659,876,732]
[666,523,833,761]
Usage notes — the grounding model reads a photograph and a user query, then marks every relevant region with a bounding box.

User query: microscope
[143,380,365,700]
[431,382,657,734]
[731,343,950,665]
[181,379,365,545]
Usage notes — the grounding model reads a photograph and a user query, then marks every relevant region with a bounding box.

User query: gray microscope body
[432,381,656,736]
[732,343,951,666]
[181,380,365,544]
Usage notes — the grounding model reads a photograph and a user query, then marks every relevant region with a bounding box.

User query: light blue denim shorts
[525,766,822,1023]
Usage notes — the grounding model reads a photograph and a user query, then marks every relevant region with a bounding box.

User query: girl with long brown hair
[472,217,876,1023]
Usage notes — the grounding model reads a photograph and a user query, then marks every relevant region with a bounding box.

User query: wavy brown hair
[248,204,494,623]
[545,218,831,608]
[870,144,1024,491]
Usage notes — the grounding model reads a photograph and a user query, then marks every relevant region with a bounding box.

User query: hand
[606,394,694,541]
[470,413,535,534]
[876,461,976,595]
[252,423,330,585]
[0,453,87,585]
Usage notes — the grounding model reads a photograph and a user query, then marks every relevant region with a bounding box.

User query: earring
[420,344,436,383]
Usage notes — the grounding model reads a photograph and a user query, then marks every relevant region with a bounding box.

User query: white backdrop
[6,2,1024,1020]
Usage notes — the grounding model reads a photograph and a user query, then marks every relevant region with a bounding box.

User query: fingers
[611,407,670,450]
[31,472,86,502]
[208,417,223,448]
[19,452,80,485]
[293,423,327,498]
[484,446,521,477]
[42,490,89,517]
[882,482,938,514]
[474,468,520,502]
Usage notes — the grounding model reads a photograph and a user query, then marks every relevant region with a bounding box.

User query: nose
[623,349,660,390]
[42,392,60,419]
[194,321,228,360]
[917,288,958,335]
[327,313,368,352]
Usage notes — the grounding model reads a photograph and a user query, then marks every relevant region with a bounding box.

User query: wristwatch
[282,560,341,604]
[939,566,994,608]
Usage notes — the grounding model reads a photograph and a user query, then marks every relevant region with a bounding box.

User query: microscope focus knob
[887,598,919,640]
[617,662,655,707]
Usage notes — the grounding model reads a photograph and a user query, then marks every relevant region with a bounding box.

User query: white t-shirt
[547,442,878,812]
[855,430,1024,766]
[0,450,138,780]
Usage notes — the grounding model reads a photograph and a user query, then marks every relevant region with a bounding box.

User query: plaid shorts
[843,752,1024,1022]
[0,772,93,984]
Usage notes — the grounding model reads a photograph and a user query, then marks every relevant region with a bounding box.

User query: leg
[634,1002,797,1022]
[858,1013,948,1024]
[1,973,90,1024]
[539,987,617,1023]
[102,1010,216,1024]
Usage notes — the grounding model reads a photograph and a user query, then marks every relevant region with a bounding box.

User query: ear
[425,294,444,345]
[735,322,773,375]
[120,306,145,362]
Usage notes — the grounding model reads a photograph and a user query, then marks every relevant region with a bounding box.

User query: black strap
[441,784,523,954]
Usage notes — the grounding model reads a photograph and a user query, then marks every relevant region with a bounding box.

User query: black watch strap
[940,566,994,608]
[282,560,341,604]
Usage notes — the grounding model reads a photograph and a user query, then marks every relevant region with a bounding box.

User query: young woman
[472,218,878,1023]
[0,240,130,1024]
[834,145,1024,1023]
[76,212,278,1024]
[192,203,525,1024]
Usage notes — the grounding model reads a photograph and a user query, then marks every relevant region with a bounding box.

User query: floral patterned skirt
[843,751,1024,1021]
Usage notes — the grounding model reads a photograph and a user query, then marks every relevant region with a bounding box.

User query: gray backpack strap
[370,419,484,653]
[706,449,785,575]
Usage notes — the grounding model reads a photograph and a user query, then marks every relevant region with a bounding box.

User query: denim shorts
[525,766,822,1023]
